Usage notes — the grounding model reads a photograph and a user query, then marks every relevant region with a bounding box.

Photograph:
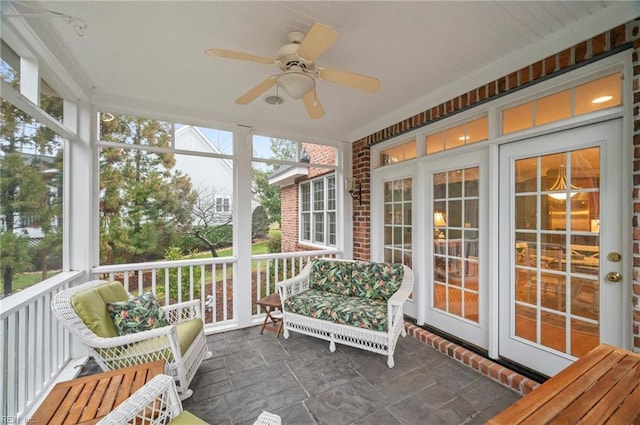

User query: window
[216,197,230,213]
[300,174,336,246]
[426,116,488,154]
[381,140,416,165]
[502,73,621,135]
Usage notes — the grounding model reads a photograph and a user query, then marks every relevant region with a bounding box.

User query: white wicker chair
[52,279,211,400]
[97,374,208,424]
[253,411,282,425]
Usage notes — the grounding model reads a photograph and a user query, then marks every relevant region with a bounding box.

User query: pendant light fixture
[548,161,579,201]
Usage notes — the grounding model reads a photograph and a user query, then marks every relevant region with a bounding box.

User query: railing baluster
[27,303,36,408]
[137,269,143,295]
[189,266,194,301]
[7,314,17,417]
[222,264,228,321]
[177,267,182,304]
[0,312,6,417]
[211,264,218,323]
[151,269,157,296]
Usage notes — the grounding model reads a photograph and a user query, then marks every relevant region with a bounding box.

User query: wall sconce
[434,211,447,239]
[346,178,369,205]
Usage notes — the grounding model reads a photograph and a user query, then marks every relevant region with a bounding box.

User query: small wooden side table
[30,360,164,425]
[257,293,283,338]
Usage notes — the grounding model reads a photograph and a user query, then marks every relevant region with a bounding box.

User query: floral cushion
[284,289,389,331]
[107,292,168,336]
[309,259,404,301]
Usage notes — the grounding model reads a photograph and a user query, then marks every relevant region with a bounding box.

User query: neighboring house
[174,125,259,224]
[269,143,336,252]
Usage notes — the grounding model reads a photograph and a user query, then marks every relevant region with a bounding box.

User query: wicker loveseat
[52,280,211,400]
[277,258,413,367]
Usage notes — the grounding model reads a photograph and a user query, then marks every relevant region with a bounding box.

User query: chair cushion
[71,281,129,338]
[284,289,389,331]
[120,318,204,361]
[107,292,168,336]
[309,259,404,301]
[169,411,209,424]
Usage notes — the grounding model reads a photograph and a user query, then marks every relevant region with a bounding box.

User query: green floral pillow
[107,292,168,336]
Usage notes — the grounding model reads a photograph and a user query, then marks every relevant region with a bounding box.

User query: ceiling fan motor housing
[277,34,315,73]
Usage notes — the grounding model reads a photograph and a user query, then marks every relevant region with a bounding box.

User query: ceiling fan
[205,23,380,119]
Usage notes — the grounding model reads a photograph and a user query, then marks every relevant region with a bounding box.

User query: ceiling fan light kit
[278,69,315,99]
[206,22,380,119]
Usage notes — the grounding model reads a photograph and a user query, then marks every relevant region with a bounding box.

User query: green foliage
[99,115,196,265]
[252,168,281,225]
[251,138,298,226]
[252,206,270,240]
[267,234,281,254]
[157,246,202,302]
[1,96,64,296]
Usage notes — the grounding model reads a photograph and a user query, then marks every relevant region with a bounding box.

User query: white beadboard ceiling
[5,1,639,143]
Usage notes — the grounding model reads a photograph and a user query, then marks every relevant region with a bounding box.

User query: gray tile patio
[181,327,522,425]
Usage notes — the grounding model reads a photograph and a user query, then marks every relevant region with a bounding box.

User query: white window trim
[299,173,337,248]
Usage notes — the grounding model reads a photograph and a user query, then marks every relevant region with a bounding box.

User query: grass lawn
[2,271,60,297]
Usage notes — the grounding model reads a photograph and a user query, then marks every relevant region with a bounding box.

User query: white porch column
[234,125,254,328]
[64,100,94,357]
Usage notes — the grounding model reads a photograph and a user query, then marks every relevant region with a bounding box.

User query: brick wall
[631,19,640,352]
[280,185,299,252]
[304,143,335,179]
[352,19,640,351]
[279,143,335,252]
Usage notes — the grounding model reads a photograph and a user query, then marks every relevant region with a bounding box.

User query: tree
[253,168,281,225]
[99,115,195,265]
[252,138,298,225]
[0,90,64,296]
[188,187,233,257]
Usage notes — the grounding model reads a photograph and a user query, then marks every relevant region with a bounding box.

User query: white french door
[498,119,625,376]
[422,149,490,349]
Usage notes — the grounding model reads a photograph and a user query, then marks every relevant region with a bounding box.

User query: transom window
[502,73,621,135]
[380,140,416,166]
[426,116,488,155]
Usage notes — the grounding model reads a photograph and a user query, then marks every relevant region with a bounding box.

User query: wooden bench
[488,344,640,424]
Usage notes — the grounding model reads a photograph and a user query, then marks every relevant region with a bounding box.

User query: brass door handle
[606,272,622,283]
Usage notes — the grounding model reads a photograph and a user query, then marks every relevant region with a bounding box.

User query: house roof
[4,1,638,143]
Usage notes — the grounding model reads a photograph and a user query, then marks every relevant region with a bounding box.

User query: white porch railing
[92,257,238,328]
[251,250,340,315]
[1,250,342,420]
[0,271,85,420]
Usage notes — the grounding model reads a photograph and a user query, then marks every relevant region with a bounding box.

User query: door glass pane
[383,178,413,270]
[512,147,600,357]
[432,167,480,323]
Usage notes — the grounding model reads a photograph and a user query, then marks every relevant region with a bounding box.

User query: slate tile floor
[180,326,521,425]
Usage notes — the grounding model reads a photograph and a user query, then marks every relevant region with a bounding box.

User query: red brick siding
[279,143,335,252]
[353,19,640,351]
[304,143,335,179]
[279,185,299,252]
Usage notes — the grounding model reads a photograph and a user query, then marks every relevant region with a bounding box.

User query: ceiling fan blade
[235,77,277,105]
[317,67,380,93]
[205,48,277,65]
[302,90,325,119]
[296,23,338,62]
